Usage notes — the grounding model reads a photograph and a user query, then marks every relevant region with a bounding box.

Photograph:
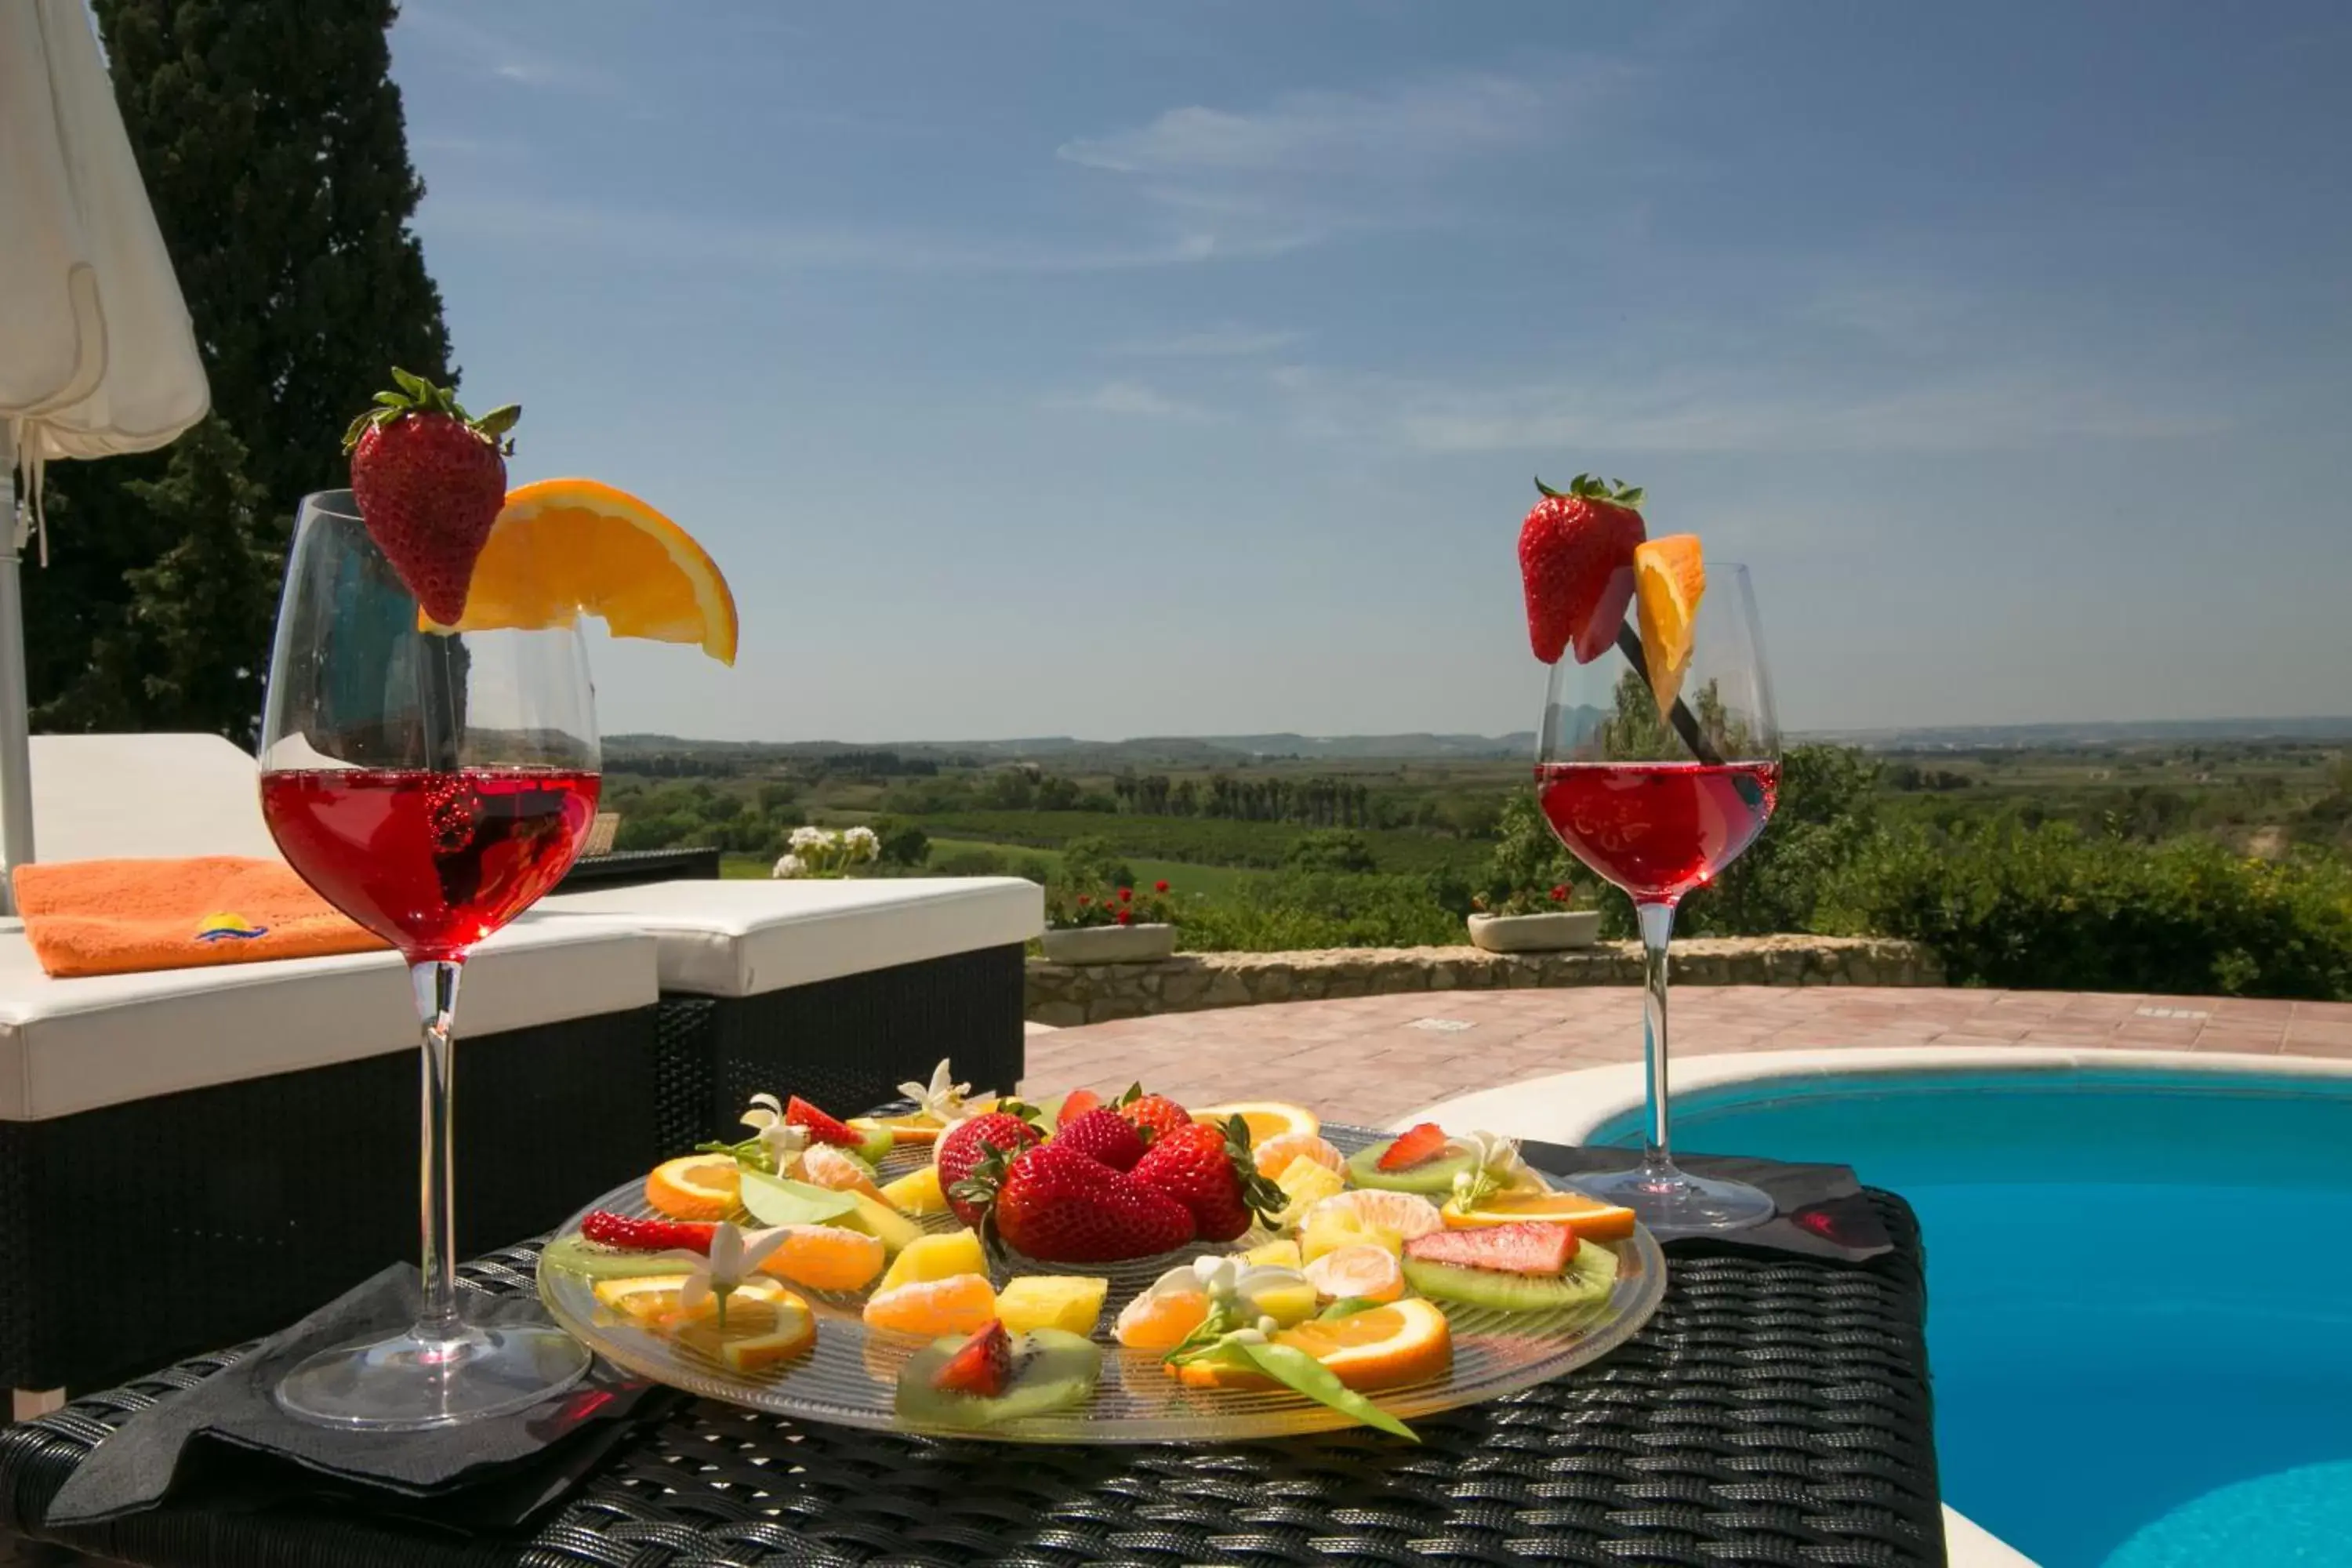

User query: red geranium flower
[1153,880,1170,894]
[1118,887,1133,902]
[1116,909,1134,926]
[1550,884,1570,902]
[1076,895,1091,906]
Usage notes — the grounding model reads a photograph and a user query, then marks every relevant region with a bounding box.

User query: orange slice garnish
[1632,535,1704,716]
[645,1154,742,1221]
[1174,1298,1452,1391]
[1439,1188,1639,1241]
[1192,1100,1320,1145]
[441,479,738,663]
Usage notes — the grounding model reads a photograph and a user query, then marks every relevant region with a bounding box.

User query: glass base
[275,1319,590,1430]
[1576,1160,1777,1240]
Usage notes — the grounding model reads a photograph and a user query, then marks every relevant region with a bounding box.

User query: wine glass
[260,491,601,1428]
[1537,563,1780,1237]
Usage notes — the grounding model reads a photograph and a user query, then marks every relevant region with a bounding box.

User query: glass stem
[1635,900,1679,1184]
[412,959,465,1346]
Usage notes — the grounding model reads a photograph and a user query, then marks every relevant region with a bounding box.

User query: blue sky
[387,0,2350,742]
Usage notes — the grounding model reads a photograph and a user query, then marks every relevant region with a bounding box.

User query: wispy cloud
[1058,74,1559,176]
[397,5,614,95]
[1272,362,2227,455]
[1112,325,1303,358]
[1044,381,1218,419]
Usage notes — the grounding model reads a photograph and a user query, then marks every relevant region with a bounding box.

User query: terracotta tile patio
[1018,986,2352,1130]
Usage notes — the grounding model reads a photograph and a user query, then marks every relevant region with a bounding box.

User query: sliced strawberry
[1378,1122,1451,1171]
[1406,1221,1577,1275]
[1518,474,1646,666]
[786,1095,861,1148]
[931,1319,1015,1396]
[581,1210,715,1254]
[1058,1087,1103,1129]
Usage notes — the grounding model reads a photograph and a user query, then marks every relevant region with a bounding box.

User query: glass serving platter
[539,1121,1668,1443]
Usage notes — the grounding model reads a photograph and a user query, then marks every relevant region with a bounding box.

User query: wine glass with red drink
[1536,554,1780,1236]
[260,489,601,1427]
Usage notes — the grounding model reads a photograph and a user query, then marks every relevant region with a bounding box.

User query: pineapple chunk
[880,1164,949,1217]
[1243,1238,1303,1270]
[875,1229,985,1295]
[1273,1155,1346,1228]
[995,1275,1109,1336]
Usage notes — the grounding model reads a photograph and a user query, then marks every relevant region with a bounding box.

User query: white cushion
[0,913,659,1121]
[28,733,281,862]
[540,877,1043,999]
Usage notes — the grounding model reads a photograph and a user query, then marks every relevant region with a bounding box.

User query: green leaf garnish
[1236,1341,1417,1440]
[1318,1296,1388,1321]
[737,1168,857,1227]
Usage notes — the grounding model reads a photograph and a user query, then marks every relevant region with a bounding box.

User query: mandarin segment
[757,1224,886,1292]
[862,1274,998,1338]
[1633,534,1706,716]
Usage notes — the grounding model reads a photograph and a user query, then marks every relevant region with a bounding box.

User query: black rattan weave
[651,946,1029,1156]
[0,1194,1943,1566]
[0,1006,659,1395]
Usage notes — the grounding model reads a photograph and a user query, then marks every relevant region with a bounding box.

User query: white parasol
[0,0,210,909]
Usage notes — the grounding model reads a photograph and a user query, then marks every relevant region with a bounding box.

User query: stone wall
[1025,936,1946,1027]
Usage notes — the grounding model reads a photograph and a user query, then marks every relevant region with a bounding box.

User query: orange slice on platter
[645,1154,742,1221]
[1174,1298,1452,1392]
[1193,1101,1320,1146]
[435,479,738,663]
[1439,1188,1639,1241]
[590,1272,790,1326]
[1632,534,1705,716]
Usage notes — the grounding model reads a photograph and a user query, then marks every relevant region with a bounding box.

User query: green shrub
[870,815,930,867]
[1058,835,1135,891]
[1285,829,1377,874]
[1177,871,1465,952]
[1821,820,2352,999]
[931,847,1008,877]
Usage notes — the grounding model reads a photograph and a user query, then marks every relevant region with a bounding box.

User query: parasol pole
[0,425,33,915]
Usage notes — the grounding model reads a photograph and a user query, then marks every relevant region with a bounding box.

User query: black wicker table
[0,1189,1941,1567]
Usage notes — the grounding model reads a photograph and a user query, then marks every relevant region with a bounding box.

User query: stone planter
[1040,924,1177,964]
[1467,910,1600,953]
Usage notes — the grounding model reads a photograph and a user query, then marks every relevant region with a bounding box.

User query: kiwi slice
[539,1236,703,1280]
[852,1125,897,1166]
[895,1328,1103,1428]
[1402,1242,1620,1312]
[1346,1139,1479,1196]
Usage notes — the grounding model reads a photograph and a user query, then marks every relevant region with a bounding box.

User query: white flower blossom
[843,826,880,859]
[678,1221,789,1324]
[739,1092,808,1173]
[895,1059,975,1125]
[771,853,804,879]
[788,826,832,851]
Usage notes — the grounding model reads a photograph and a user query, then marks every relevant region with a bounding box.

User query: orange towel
[11,856,391,978]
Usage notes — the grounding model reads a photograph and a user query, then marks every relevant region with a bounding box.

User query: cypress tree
[27,0,453,742]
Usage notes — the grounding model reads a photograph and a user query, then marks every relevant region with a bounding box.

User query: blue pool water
[1590,1070,2352,1568]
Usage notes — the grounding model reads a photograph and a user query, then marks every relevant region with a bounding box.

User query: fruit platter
[538,1062,1667,1443]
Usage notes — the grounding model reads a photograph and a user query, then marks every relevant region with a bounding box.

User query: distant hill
[606,715,2352,766]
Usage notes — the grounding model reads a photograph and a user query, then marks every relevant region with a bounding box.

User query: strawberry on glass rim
[1517,474,1646,666]
[344,369,517,626]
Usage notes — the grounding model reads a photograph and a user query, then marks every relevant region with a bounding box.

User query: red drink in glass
[262,768,601,961]
[1536,760,1780,902]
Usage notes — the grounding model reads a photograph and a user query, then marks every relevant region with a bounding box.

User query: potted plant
[773,825,880,879]
[1468,794,1599,951]
[1040,879,1178,964]
[1466,882,1599,953]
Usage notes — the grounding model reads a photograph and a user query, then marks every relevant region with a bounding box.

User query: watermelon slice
[1406,1221,1577,1275]
[1378,1122,1450,1171]
[786,1094,862,1148]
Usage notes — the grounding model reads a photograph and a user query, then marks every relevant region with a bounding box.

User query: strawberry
[785,1095,862,1148]
[935,1111,1042,1228]
[1131,1115,1285,1242]
[1051,1107,1147,1172]
[961,1142,1196,1262]
[580,1210,713,1254]
[343,368,520,626]
[1057,1087,1103,1129]
[931,1319,1014,1396]
[1518,474,1646,665]
[1379,1122,1451,1171]
[1115,1083,1192,1145]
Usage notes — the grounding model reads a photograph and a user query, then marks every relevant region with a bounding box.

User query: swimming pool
[1588,1065,2352,1568]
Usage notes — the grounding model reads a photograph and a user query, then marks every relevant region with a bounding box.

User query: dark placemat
[2,1196,1943,1567]
[1522,1140,1893,1260]
[38,1246,675,1533]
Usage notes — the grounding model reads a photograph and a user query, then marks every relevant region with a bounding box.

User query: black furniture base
[0,1193,1944,1566]
[651,944,1028,1154]
[1,1006,658,1396]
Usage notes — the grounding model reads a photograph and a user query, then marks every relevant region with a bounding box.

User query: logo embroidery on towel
[194,911,270,942]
